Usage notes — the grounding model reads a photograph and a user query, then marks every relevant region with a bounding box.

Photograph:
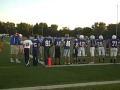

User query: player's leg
[102,47,105,62]
[98,47,101,62]
[113,48,117,63]
[90,47,95,64]
[24,48,29,66]
[63,49,67,64]
[33,51,36,66]
[15,45,21,63]
[44,48,48,65]
[110,48,114,63]
[36,52,39,66]
[67,49,70,65]
[57,48,61,65]
[82,47,86,63]
[54,47,57,65]
[78,48,81,64]
[10,45,15,62]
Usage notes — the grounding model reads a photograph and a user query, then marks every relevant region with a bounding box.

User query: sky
[0,0,120,29]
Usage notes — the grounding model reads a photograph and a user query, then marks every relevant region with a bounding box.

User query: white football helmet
[112,35,116,39]
[90,35,95,39]
[79,35,84,39]
[99,35,103,39]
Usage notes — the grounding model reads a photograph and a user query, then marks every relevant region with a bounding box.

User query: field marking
[4,40,10,44]
[0,62,120,69]
[46,63,120,67]
[3,80,120,90]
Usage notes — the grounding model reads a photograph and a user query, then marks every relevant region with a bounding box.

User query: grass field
[0,38,120,89]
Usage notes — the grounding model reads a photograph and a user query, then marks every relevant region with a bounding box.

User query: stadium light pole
[116,3,118,37]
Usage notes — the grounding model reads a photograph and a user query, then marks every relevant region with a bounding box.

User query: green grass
[0,38,120,89]
[1,64,120,89]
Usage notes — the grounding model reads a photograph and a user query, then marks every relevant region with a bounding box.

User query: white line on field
[4,40,10,44]
[3,80,120,90]
[0,62,120,69]
[45,62,120,67]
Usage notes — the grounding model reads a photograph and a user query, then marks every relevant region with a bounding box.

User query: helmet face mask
[112,35,116,39]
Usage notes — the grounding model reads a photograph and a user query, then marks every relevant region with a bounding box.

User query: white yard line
[3,80,120,90]
[4,40,10,44]
[38,60,120,68]
[44,62,120,67]
[0,62,120,69]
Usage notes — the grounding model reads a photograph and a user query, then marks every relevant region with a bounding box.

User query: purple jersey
[78,39,86,47]
[90,39,96,47]
[42,37,52,48]
[97,39,104,47]
[110,39,119,48]
[32,39,41,53]
[63,38,71,49]
[73,39,78,49]
[54,38,62,48]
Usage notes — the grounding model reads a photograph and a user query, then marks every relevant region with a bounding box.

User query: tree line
[0,21,120,38]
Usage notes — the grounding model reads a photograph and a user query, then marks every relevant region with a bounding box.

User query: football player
[23,36,33,66]
[32,34,41,66]
[97,35,105,62]
[42,35,53,65]
[89,35,96,64]
[78,35,86,63]
[109,35,119,63]
[63,34,71,65]
[54,36,62,65]
[73,35,78,64]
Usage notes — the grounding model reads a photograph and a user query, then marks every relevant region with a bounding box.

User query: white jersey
[23,40,32,48]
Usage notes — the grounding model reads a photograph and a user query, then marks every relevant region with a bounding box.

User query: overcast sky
[0,0,119,29]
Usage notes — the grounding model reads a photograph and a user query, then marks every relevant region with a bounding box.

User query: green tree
[92,22,107,38]
[1,22,16,35]
[107,24,116,38]
[0,22,5,34]
[17,22,33,36]
[82,27,93,36]
[49,24,58,36]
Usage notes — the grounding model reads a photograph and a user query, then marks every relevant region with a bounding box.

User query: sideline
[45,63,120,67]
[3,80,120,90]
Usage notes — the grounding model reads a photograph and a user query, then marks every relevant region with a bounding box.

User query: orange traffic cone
[48,57,52,66]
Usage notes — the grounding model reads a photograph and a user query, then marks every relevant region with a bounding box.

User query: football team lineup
[0,34,120,89]
[1,33,120,67]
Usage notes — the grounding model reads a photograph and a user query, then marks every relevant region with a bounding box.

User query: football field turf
[0,39,120,89]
